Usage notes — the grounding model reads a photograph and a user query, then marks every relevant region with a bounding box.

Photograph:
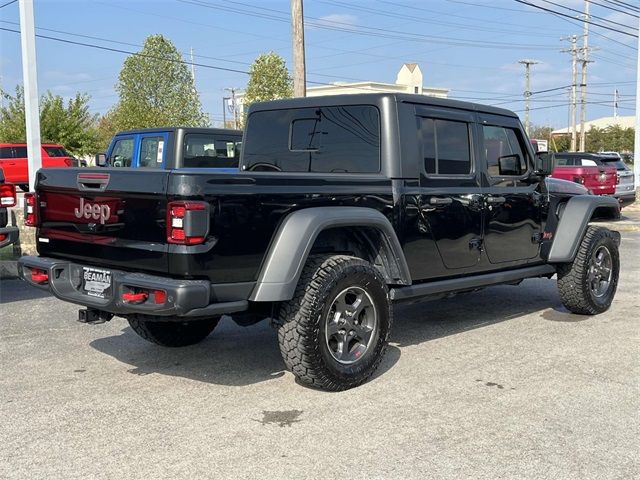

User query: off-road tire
[557,226,620,315]
[276,255,392,391]
[127,315,220,347]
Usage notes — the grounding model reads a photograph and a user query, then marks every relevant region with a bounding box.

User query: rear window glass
[0,147,12,159]
[43,146,69,157]
[599,158,627,170]
[183,134,241,168]
[243,105,380,173]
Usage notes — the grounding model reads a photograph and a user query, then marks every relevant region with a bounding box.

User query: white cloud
[309,14,358,29]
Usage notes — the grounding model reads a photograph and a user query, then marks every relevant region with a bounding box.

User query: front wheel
[126,315,220,347]
[557,226,620,315]
[276,255,392,391]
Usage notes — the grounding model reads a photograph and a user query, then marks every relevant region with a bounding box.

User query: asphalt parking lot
[1,231,638,480]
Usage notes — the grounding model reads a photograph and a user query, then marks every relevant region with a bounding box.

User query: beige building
[235,63,449,115]
[551,115,635,135]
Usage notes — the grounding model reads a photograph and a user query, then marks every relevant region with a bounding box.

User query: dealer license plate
[82,267,112,299]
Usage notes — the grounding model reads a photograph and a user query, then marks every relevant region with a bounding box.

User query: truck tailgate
[35,168,170,274]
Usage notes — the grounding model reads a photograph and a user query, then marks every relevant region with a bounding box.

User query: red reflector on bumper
[31,269,49,283]
[153,290,166,304]
[122,292,148,303]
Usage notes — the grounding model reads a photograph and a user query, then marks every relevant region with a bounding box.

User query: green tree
[243,52,293,115]
[111,34,208,130]
[0,86,100,156]
[529,125,553,141]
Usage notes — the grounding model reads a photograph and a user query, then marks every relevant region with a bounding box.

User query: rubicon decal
[74,197,111,224]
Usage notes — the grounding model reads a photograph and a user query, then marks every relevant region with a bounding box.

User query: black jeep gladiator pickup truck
[18,94,621,391]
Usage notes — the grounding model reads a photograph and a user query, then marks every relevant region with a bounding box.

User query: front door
[477,114,542,264]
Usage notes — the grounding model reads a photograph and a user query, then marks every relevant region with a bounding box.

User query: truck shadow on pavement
[0,278,52,304]
[89,278,574,388]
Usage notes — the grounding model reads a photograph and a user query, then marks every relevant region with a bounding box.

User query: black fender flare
[249,207,411,302]
[547,195,620,263]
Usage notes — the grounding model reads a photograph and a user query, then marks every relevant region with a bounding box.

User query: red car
[0,143,78,191]
[551,152,618,196]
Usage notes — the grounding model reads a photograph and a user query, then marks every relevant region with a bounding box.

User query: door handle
[429,197,453,206]
[486,196,506,205]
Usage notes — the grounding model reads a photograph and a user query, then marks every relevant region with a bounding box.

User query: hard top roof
[248,92,519,118]
[114,127,242,136]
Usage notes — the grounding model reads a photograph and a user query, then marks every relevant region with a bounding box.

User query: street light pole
[18,0,42,192]
[634,15,640,186]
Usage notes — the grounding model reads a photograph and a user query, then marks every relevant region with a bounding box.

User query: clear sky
[0,0,637,129]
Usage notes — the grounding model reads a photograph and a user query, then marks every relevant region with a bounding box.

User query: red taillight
[122,292,148,303]
[153,290,166,304]
[31,268,48,283]
[24,193,38,227]
[0,234,6,242]
[167,201,208,245]
[0,184,16,207]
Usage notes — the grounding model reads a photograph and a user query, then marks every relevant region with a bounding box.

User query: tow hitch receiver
[78,308,114,324]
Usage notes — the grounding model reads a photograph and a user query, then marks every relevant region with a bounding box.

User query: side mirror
[534,151,555,176]
[498,154,523,176]
[95,153,107,167]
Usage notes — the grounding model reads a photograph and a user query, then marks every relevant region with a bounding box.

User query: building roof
[403,63,418,73]
[552,115,635,135]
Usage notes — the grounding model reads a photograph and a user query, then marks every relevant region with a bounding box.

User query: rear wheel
[276,255,392,391]
[557,226,620,315]
[126,315,220,347]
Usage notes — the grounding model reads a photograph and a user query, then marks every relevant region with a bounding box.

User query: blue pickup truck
[99,127,243,171]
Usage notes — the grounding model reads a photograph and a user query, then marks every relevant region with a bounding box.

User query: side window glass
[418,117,471,176]
[110,138,134,167]
[418,118,436,174]
[482,125,526,177]
[139,136,164,168]
[0,147,13,159]
[436,119,471,175]
[581,159,597,166]
[13,147,27,158]
[183,134,239,168]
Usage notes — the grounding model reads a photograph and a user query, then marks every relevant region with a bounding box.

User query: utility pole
[634,15,640,187]
[562,35,579,152]
[613,88,619,118]
[18,0,42,192]
[224,88,238,129]
[291,0,306,97]
[579,0,590,152]
[519,59,539,136]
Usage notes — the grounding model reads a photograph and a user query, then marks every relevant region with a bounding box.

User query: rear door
[36,169,171,274]
[136,132,169,169]
[413,106,484,276]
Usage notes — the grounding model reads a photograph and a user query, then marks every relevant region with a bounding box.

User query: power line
[0,0,17,9]
[592,0,639,17]
[178,0,561,50]
[539,0,636,30]
[512,0,638,38]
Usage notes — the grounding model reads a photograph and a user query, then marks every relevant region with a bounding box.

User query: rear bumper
[614,185,636,207]
[18,256,248,318]
[0,226,19,249]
